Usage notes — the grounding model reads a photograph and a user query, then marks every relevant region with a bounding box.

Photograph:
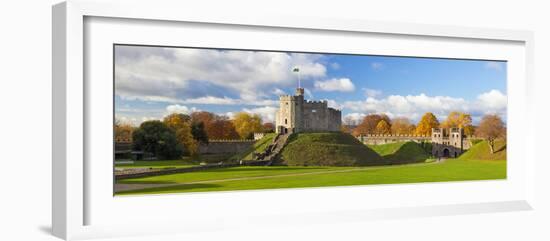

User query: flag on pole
[293,67,301,88]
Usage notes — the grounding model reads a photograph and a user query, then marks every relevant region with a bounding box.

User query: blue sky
[115,45,507,126]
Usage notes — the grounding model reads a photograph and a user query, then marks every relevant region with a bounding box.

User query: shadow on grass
[209,167,327,172]
[494,144,507,153]
[116,183,222,195]
[380,142,429,165]
[117,180,178,184]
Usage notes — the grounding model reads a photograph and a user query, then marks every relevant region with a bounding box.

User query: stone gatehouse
[275,87,341,134]
[431,127,471,158]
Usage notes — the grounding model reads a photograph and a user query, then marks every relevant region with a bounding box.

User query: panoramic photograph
[113,44,507,195]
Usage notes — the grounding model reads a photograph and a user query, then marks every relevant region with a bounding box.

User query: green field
[368,141,430,164]
[115,135,506,195]
[115,154,232,169]
[459,140,506,161]
[116,159,506,195]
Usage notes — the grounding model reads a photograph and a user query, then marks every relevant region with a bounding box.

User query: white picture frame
[52,1,535,240]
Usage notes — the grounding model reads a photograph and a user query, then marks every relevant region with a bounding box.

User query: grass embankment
[281,132,384,166]
[230,133,277,161]
[116,159,506,195]
[459,140,506,161]
[368,141,430,164]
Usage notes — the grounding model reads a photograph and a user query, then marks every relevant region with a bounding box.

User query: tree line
[115,111,275,159]
[344,112,505,153]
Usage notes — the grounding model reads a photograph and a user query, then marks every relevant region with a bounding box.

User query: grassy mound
[368,141,430,164]
[281,132,384,166]
[230,133,277,161]
[459,140,506,161]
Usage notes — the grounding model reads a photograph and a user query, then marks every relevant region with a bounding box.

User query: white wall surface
[0,0,548,240]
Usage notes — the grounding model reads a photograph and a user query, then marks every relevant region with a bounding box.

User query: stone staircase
[254,133,291,165]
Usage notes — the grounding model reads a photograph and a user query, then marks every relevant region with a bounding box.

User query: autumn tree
[476,114,505,153]
[415,112,439,136]
[114,119,135,142]
[232,112,263,139]
[353,114,391,136]
[391,117,415,135]
[163,113,198,156]
[375,120,391,135]
[441,111,475,136]
[191,122,209,144]
[262,122,275,133]
[190,111,215,126]
[208,119,240,139]
[132,120,182,159]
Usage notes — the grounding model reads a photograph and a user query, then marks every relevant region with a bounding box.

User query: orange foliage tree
[441,111,475,136]
[390,117,415,135]
[163,113,198,156]
[415,112,439,136]
[352,114,391,136]
[476,114,505,153]
[232,112,263,139]
[375,120,391,135]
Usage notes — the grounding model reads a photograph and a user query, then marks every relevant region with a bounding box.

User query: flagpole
[298,70,301,88]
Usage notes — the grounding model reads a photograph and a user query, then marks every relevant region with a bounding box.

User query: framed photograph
[53,1,535,240]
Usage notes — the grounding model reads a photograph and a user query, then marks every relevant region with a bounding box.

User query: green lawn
[117,166,357,184]
[368,141,430,164]
[116,159,506,195]
[115,154,232,169]
[115,160,197,169]
[459,140,506,161]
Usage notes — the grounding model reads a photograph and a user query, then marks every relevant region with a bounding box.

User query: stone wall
[358,134,430,145]
[198,140,255,154]
[301,100,341,132]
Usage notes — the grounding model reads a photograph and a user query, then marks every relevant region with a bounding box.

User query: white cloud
[242,106,278,123]
[330,62,340,70]
[485,61,504,71]
[314,78,355,92]
[165,104,198,114]
[326,99,343,110]
[371,62,383,70]
[343,113,366,125]
[141,116,160,123]
[224,112,235,120]
[115,46,328,104]
[272,88,286,96]
[341,90,507,123]
[364,88,382,98]
[475,89,507,114]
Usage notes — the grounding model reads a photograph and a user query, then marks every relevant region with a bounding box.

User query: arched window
[285,118,287,124]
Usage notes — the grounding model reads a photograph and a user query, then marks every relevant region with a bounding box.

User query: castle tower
[449,127,463,149]
[275,88,304,134]
[295,87,304,96]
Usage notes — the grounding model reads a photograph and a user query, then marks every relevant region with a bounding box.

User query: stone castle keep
[275,87,342,134]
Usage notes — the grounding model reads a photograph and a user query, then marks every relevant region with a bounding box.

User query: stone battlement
[360,134,429,138]
[207,139,256,142]
[305,100,328,104]
[275,88,341,134]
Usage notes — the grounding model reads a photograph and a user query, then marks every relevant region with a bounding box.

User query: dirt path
[114,162,437,193]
